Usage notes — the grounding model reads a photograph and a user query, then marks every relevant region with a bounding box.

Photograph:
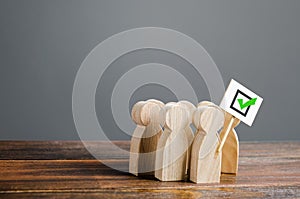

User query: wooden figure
[129,101,146,176]
[197,101,240,175]
[218,112,240,174]
[155,104,190,181]
[177,101,196,143]
[217,79,262,175]
[129,100,165,176]
[177,101,196,177]
[189,102,224,183]
[162,102,177,129]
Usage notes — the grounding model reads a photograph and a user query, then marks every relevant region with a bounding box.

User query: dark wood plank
[0,141,299,198]
[0,141,130,160]
[1,185,299,199]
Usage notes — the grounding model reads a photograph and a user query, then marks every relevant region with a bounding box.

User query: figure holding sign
[128,79,263,183]
[219,111,240,174]
[218,79,263,155]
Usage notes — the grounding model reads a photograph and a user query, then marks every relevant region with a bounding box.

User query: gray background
[0,0,299,141]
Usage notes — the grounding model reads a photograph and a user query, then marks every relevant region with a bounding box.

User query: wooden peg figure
[177,101,196,176]
[197,101,240,175]
[190,102,225,183]
[129,100,165,176]
[219,111,240,174]
[162,101,177,128]
[177,101,196,143]
[155,104,190,181]
[129,101,146,176]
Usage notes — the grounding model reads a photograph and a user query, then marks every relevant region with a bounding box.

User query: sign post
[218,79,263,153]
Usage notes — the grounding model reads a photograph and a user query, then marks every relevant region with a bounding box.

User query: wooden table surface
[0,141,299,198]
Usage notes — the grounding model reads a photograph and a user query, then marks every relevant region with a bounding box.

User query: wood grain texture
[220,129,239,174]
[177,101,196,178]
[129,100,165,176]
[219,112,240,174]
[0,141,300,198]
[190,104,224,183]
[155,104,189,181]
[138,100,164,176]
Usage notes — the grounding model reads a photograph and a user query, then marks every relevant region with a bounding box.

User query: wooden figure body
[129,101,146,176]
[219,112,240,174]
[155,104,190,181]
[129,100,165,176]
[177,101,196,176]
[196,101,240,175]
[190,102,224,183]
[177,101,195,145]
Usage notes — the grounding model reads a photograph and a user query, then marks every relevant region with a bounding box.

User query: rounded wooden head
[198,101,224,115]
[193,105,224,133]
[131,101,165,126]
[178,100,196,122]
[197,101,214,108]
[165,102,177,112]
[193,106,207,132]
[131,101,147,125]
[165,105,189,130]
[146,99,164,109]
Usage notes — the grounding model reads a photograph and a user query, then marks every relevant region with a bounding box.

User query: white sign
[220,79,263,126]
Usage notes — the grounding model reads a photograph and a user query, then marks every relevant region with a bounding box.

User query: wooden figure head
[131,101,147,126]
[147,99,165,109]
[131,101,165,127]
[194,106,224,133]
[165,105,189,131]
[193,102,225,157]
[197,101,214,107]
[164,102,177,112]
[178,100,196,123]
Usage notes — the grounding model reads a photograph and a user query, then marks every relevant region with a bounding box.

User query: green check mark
[237,97,257,110]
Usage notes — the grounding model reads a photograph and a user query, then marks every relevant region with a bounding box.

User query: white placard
[220,79,263,126]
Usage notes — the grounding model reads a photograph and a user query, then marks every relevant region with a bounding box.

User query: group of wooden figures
[129,99,240,183]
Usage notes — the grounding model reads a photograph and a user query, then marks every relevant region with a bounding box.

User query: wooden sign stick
[216,114,238,154]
